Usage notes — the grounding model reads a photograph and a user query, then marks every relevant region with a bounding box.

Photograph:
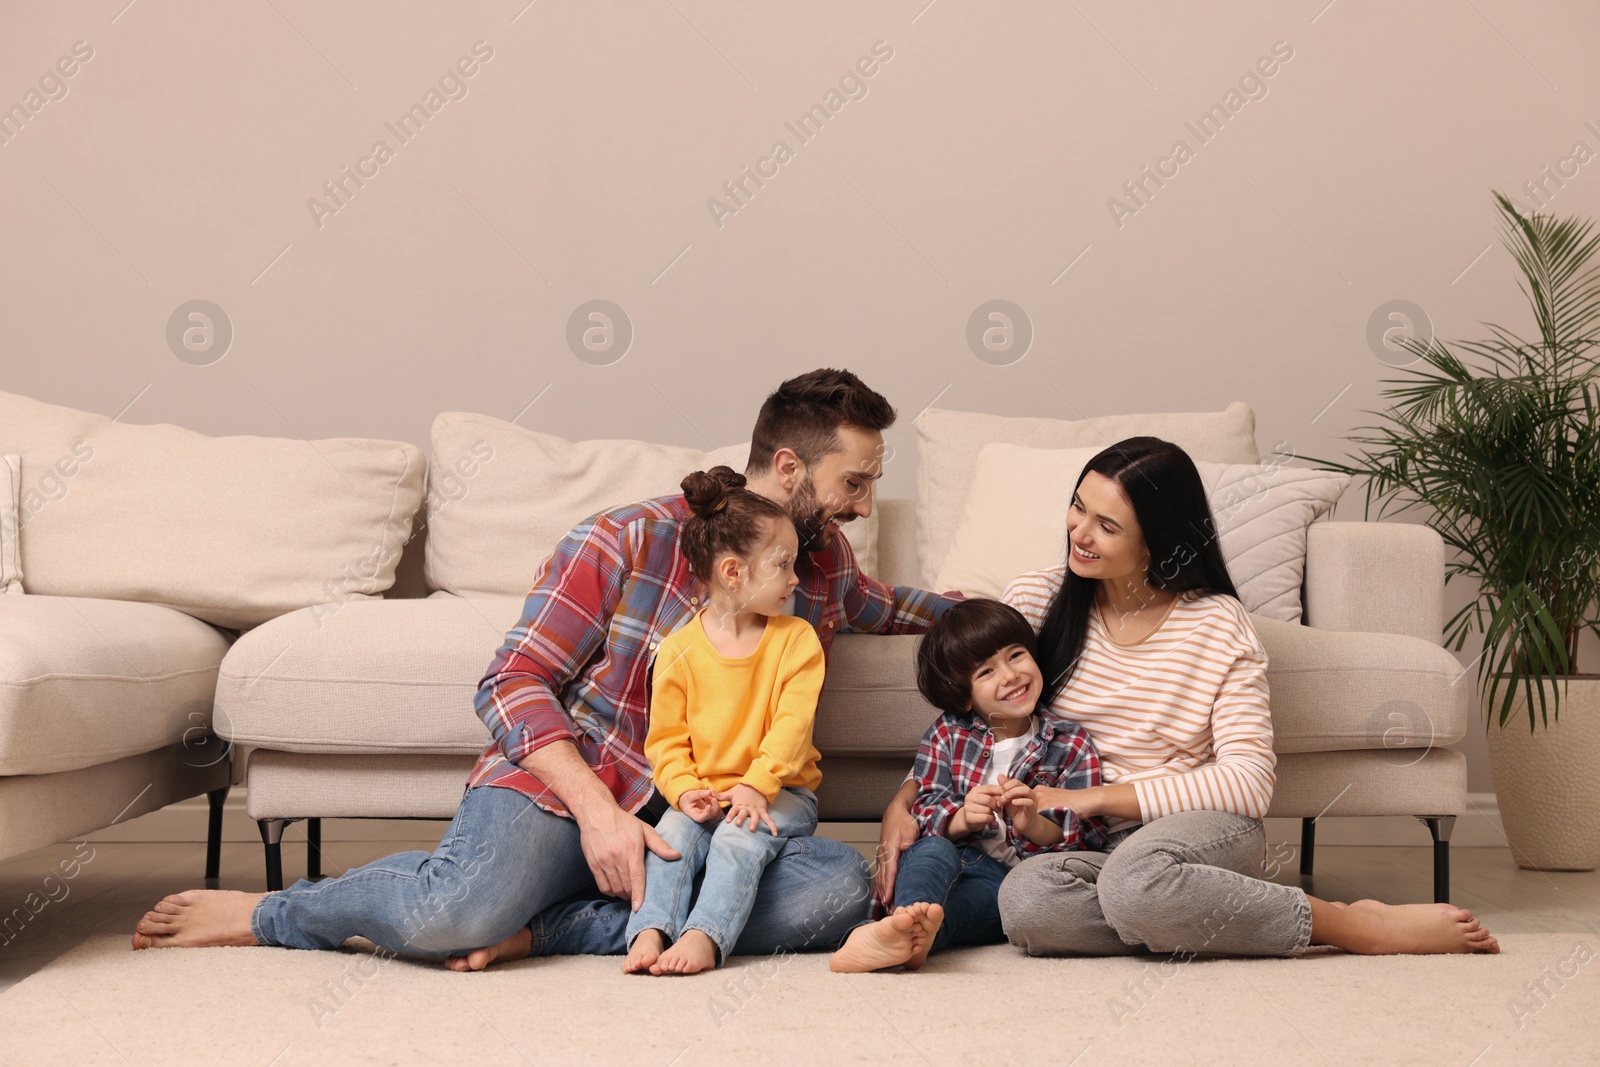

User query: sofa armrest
[1303,522,1444,644]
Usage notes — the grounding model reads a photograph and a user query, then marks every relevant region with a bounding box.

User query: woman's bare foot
[623,929,665,974]
[904,903,944,969]
[651,929,717,974]
[1312,898,1501,955]
[444,926,533,972]
[829,908,924,973]
[130,891,264,949]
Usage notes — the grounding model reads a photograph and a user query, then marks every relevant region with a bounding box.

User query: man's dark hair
[744,368,896,476]
[915,599,1039,718]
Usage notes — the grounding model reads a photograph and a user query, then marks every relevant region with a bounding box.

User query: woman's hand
[718,784,777,835]
[678,788,720,824]
[1033,784,1100,818]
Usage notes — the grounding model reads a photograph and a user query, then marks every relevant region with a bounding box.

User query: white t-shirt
[976,717,1039,868]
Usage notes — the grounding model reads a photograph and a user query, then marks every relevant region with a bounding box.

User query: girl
[623,466,826,975]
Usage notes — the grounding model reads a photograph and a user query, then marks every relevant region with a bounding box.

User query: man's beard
[788,475,843,552]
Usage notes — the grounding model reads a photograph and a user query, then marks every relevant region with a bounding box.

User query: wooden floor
[3,828,1596,996]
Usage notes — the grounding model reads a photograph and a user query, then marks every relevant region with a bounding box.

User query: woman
[878,437,1498,958]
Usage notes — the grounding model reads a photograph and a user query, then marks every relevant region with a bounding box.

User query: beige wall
[5,0,1599,794]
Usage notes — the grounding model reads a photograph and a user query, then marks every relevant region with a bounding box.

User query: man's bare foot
[444,926,533,972]
[1319,899,1501,955]
[130,891,263,949]
[623,929,665,974]
[829,909,923,973]
[904,903,944,970]
[651,929,717,974]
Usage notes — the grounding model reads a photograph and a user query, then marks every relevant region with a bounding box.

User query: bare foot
[131,890,263,949]
[1325,900,1500,955]
[623,929,665,974]
[651,929,717,974]
[445,926,533,972]
[904,903,944,970]
[829,909,922,973]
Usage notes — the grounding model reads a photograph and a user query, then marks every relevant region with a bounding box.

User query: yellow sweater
[646,612,825,807]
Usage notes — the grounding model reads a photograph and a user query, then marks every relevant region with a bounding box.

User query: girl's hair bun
[681,466,747,519]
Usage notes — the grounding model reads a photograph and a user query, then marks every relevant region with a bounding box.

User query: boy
[829,598,1107,971]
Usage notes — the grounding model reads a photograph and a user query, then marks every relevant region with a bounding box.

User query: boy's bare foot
[904,903,944,969]
[623,929,665,974]
[445,926,533,972]
[130,891,263,949]
[829,909,922,973]
[651,929,717,974]
[1317,899,1500,955]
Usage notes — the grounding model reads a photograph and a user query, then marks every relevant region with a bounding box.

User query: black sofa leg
[307,818,323,881]
[258,818,287,892]
[204,786,230,887]
[1418,816,1456,903]
[1300,817,1316,877]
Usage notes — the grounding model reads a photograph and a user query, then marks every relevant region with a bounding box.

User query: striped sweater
[1002,566,1276,831]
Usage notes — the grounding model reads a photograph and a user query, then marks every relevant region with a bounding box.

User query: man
[132,368,961,966]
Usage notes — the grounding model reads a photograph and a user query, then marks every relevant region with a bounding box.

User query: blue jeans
[626,787,818,963]
[891,835,1009,956]
[252,784,870,958]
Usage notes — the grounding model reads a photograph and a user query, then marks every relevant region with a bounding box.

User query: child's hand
[953,784,1003,837]
[718,784,778,836]
[998,775,1037,834]
[678,789,720,824]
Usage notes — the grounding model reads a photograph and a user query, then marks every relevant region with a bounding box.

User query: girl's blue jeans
[625,786,819,964]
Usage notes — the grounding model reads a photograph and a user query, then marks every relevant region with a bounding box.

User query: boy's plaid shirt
[910,710,1110,863]
[468,494,962,818]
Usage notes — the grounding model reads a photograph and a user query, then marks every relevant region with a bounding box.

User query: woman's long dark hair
[1034,436,1240,709]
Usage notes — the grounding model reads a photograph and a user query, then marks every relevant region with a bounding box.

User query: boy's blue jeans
[891,834,1009,955]
[625,786,818,964]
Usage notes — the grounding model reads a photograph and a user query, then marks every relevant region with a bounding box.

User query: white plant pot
[1485,675,1600,871]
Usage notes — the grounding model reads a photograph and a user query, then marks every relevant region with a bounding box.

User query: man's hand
[678,788,720,824]
[875,780,919,907]
[949,784,1004,838]
[572,800,681,911]
[718,784,776,835]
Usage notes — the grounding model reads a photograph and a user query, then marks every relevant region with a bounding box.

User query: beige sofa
[213,403,1469,902]
[0,389,1468,905]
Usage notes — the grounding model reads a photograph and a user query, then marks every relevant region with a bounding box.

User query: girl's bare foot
[651,929,717,974]
[444,926,533,972]
[623,929,665,974]
[904,903,944,970]
[829,909,923,973]
[1313,898,1500,955]
[130,891,264,949]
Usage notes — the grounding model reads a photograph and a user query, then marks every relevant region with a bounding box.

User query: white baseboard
[82,788,1507,848]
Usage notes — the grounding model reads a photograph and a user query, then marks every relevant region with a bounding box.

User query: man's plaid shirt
[911,710,1110,862]
[468,493,962,817]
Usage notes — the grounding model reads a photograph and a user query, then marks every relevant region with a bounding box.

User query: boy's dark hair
[680,466,794,584]
[915,598,1039,718]
[745,368,896,477]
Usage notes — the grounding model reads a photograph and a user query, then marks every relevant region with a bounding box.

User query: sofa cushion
[0,389,425,629]
[0,596,231,775]
[423,411,878,599]
[934,444,1349,622]
[917,403,1259,588]
[1,454,20,594]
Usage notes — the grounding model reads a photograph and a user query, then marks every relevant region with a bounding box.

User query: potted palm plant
[1325,190,1600,871]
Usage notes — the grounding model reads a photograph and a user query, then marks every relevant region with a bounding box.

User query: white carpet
[0,934,1593,1066]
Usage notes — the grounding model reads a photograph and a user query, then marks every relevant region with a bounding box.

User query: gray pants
[998,811,1313,957]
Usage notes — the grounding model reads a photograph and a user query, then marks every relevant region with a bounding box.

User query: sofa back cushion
[934,443,1350,622]
[916,402,1260,587]
[425,412,880,598]
[0,390,425,629]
